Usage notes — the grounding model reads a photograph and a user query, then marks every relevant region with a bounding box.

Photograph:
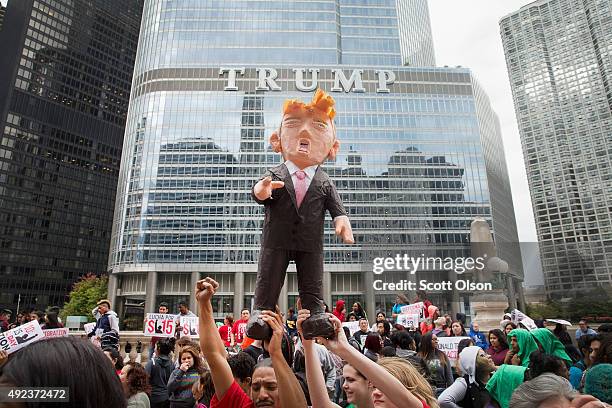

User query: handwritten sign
[180,316,199,338]
[342,321,361,336]
[143,313,176,337]
[400,302,424,318]
[511,309,537,331]
[43,328,69,338]
[437,336,470,363]
[396,314,420,329]
[0,321,45,355]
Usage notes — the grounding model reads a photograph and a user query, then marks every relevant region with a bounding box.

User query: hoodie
[145,354,175,403]
[88,307,119,337]
[469,324,488,350]
[439,346,495,408]
[507,329,538,367]
[333,300,346,322]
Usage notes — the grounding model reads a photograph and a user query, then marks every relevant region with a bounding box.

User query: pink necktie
[294,170,307,208]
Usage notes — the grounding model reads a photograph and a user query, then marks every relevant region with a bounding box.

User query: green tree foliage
[60,274,108,322]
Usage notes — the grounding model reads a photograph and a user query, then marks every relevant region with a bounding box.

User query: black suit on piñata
[252,163,347,313]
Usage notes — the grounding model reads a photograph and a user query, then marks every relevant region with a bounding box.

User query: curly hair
[179,346,205,374]
[227,352,256,382]
[123,362,151,399]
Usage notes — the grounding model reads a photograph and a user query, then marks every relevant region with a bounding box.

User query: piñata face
[276,89,338,168]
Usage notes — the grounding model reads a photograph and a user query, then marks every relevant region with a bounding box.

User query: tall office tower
[500,0,612,297]
[0,0,144,310]
[109,0,522,323]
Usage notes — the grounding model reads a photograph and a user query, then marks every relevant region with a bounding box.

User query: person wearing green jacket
[530,328,572,365]
[485,364,527,408]
[505,329,539,367]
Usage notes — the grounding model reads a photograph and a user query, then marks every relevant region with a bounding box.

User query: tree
[60,274,108,323]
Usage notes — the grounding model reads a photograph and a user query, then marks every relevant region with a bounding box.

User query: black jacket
[145,354,174,403]
[252,164,347,253]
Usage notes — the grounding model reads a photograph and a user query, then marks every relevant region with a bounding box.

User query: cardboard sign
[400,302,424,318]
[396,314,420,329]
[437,336,470,363]
[83,322,96,336]
[342,321,361,336]
[0,321,45,354]
[42,328,69,338]
[180,316,199,338]
[143,313,176,337]
[511,309,537,331]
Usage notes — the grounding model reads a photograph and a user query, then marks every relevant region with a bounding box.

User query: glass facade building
[501,0,612,297]
[0,0,143,310]
[109,0,522,322]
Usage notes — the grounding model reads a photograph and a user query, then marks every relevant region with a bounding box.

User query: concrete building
[0,0,144,310]
[109,0,522,324]
[500,0,612,298]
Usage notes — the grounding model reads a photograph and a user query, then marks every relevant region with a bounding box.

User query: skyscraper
[109,0,522,323]
[0,0,144,310]
[500,0,612,297]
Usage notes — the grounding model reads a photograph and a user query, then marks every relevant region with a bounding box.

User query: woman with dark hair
[418,332,454,395]
[351,302,367,321]
[391,293,409,322]
[376,320,392,347]
[168,346,205,408]
[450,320,467,337]
[503,321,516,336]
[41,312,63,329]
[486,329,509,366]
[364,333,383,362]
[104,348,124,376]
[553,323,573,346]
[526,351,569,380]
[0,336,127,407]
[120,362,151,407]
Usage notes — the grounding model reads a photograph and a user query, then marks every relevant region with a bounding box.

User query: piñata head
[270,89,340,169]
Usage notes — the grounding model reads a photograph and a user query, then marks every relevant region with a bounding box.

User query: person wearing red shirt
[195,277,307,408]
[415,290,433,318]
[232,309,250,346]
[218,315,235,348]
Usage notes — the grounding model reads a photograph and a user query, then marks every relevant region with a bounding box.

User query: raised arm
[297,308,340,408]
[319,314,424,408]
[261,310,308,408]
[195,278,233,399]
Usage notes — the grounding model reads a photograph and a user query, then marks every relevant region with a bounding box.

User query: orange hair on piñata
[282,89,336,121]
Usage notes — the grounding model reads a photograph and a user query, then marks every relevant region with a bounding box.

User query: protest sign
[42,328,69,338]
[180,316,199,338]
[400,302,424,318]
[396,314,420,329]
[437,336,470,363]
[511,309,537,331]
[83,322,96,336]
[143,313,176,337]
[0,321,45,355]
[342,321,360,336]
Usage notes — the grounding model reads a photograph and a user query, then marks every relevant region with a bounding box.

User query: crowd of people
[0,284,610,408]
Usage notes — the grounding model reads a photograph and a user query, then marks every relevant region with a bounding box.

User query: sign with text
[143,314,176,337]
[511,309,537,331]
[342,321,361,336]
[180,316,199,338]
[396,314,420,329]
[0,321,45,354]
[42,328,69,338]
[400,302,424,318]
[437,336,470,363]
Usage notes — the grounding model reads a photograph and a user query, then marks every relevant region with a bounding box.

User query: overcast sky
[428,0,545,285]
